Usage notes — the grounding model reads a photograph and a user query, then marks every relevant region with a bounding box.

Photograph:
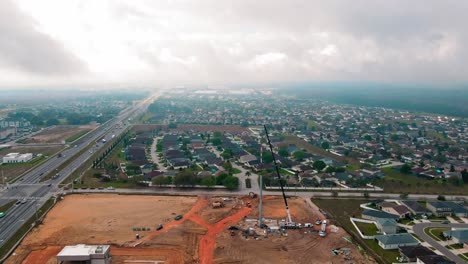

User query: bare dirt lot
[214,196,374,264]
[6,194,197,264]
[9,194,374,264]
[22,125,95,144]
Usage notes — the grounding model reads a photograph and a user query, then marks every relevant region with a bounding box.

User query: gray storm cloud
[0,0,86,75]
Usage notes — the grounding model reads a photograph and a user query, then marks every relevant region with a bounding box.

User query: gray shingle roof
[376,218,397,227]
[375,233,418,245]
[443,229,468,243]
[362,209,400,220]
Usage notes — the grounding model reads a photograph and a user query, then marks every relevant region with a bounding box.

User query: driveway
[412,222,468,264]
[150,136,166,171]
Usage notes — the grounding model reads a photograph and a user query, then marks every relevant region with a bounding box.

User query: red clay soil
[22,246,62,264]
[198,206,252,264]
[133,197,253,264]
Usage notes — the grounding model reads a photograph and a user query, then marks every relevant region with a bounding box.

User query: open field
[284,135,361,166]
[7,194,372,264]
[0,145,63,181]
[21,125,95,144]
[314,198,398,264]
[376,167,468,195]
[0,200,16,213]
[355,222,379,236]
[131,124,251,135]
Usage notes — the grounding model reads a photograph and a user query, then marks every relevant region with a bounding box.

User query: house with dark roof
[401,200,432,216]
[427,201,468,217]
[144,170,164,181]
[427,201,453,217]
[416,255,455,264]
[362,209,400,221]
[239,154,257,165]
[382,205,411,219]
[398,245,435,262]
[375,233,418,250]
[126,146,147,161]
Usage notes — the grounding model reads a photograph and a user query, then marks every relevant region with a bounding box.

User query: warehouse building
[2,153,33,163]
[57,244,110,264]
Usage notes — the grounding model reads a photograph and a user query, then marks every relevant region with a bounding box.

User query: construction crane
[263,125,293,224]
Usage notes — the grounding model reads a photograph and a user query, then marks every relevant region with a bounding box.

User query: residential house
[382,205,411,219]
[416,255,455,264]
[140,164,153,174]
[443,228,468,246]
[362,210,400,221]
[126,146,146,161]
[427,201,468,217]
[375,233,418,250]
[427,201,453,217]
[401,201,432,216]
[375,218,398,234]
[399,245,435,263]
[239,154,257,166]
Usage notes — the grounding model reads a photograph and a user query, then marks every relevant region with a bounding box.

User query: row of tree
[152,170,239,190]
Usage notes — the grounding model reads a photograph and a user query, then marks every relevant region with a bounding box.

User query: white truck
[319,220,327,237]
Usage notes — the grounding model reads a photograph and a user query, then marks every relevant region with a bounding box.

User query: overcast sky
[1,0,467,89]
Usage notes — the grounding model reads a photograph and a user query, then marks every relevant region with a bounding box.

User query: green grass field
[284,135,360,166]
[65,129,91,143]
[231,168,241,174]
[0,200,16,213]
[424,227,449,241]
[313,198,399,264]
[376,167,468,194]
[355,221,379,236]
[446,244,464,249]
[280,168,295,176]
[306,119,322,130]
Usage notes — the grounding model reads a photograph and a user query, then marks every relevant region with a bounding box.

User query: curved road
[413,222,468,264]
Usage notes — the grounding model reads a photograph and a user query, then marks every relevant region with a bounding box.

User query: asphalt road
[0,92,159,250]
[413,222,468,264]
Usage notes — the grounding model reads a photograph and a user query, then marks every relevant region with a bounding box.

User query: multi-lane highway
[0,92,159,250]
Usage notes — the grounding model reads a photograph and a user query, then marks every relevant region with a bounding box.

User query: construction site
[6,126,373,264]
[5,192,372,264]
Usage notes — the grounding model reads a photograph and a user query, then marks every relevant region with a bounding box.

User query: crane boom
[263,125,292,223]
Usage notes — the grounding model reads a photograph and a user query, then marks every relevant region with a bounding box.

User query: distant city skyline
[1,0,468,89]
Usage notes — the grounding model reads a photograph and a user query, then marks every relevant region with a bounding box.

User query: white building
[2,153,33,163]
[57,244,111,264]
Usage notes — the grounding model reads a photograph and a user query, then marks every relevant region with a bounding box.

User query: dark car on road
[156,224,163,230]
[175,215,183,220]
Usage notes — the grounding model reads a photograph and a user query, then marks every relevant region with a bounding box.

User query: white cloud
[0,0,466,88]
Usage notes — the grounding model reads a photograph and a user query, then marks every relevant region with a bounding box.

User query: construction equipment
[319,220,327,237]
[249,192,257,198]
[264,125,296,226]
[212,200,224,208]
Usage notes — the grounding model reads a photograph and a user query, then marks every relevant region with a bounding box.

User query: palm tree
[246,171,251,177]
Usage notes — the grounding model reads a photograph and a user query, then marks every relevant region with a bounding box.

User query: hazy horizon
[1,0,468,89]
